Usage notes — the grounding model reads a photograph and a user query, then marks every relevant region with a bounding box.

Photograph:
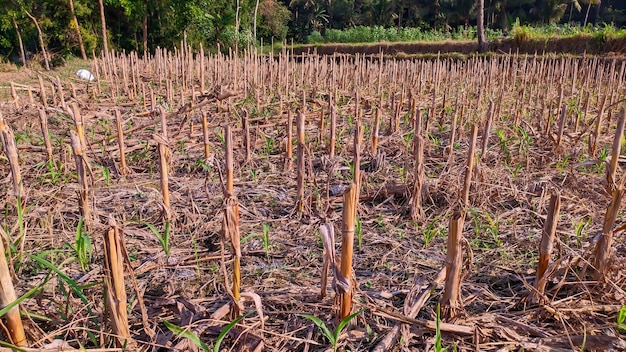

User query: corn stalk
[0,228,26,346]
[339,184,357,320]
[0,112,24,201]
[410,104,424,222]
[103,218,131,347]
[69,131,90,223]
[533,193,561,301]
[114,109,128,176]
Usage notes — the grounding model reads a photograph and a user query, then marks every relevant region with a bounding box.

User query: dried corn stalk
[594,175,626,277]
[440,211,465,319]
[222,125,242,306]
[555,104,567,147]
[69,131,90,223]
[410,104,424,222]
[339,184,357,320]
[38,76,47,107]
[0,112,24,201]
[372,107,381,155]
[103,218,131,347]
[0,228,26,346]
[38,108,53,161]
[533,193,561,301]
[201,111,210,159]
[10,82,19,108]
[606,108,626,190]
[329,104,337,159]
[114,109,128,175]
[296,111,306,213]
[242,109,251,162]
[480,101,494,158]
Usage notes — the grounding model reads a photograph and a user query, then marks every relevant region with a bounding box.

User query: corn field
[0,48,625,351]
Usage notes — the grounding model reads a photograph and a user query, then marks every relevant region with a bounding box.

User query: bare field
[0,50,625,351]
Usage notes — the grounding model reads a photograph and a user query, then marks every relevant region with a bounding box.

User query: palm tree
[582,0,600,26]
[568,0,582,22]
[530,0,568,24]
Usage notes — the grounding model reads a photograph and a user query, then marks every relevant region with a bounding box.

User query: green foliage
[306,25,500,44]
[618,306,626,333]
[164,320,210,351]
[143,220,172,258]
[299,309,365,352]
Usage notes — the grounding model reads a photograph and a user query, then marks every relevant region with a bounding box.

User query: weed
[299,309,365,352]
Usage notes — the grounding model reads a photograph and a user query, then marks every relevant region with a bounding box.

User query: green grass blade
[28,253,94,316]
[0,282,43,318]
[299,313,334,344]
[214,312,248,352]
[164,320,209,351]
[618,306,626,333]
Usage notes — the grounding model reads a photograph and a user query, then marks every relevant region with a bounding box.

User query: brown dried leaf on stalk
[222,197,241,258]
[103,217,132,347]
[319,223,350,298]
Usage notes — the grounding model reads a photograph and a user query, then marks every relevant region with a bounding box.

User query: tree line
[1,0,625,67]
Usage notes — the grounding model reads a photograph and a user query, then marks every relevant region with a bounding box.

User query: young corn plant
[435,303,446,352]
[356,216,362,249]
[72,217,92,271]
[618,306,626,333]
[299,308,365,352]
[143,221,171,258]
[242,223,271,258]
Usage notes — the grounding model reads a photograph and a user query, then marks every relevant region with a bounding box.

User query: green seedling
[617,306,626,333]
[213,312,248,352]
[496,129,510,162]
[73,217,92,271]
[356,216,362,249]
[299,308,365,352]
[243,223,271,258]
[264,135,275,155]
[574,218,591,246]
[468,208,501,248]
[422,217,442,247]
[435,303,446,352]
[143,221,171,258]
[164,321,210,351]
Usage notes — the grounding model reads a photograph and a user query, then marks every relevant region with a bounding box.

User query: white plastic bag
[76,69,95,82]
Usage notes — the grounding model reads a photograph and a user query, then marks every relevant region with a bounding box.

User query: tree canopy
[1,0,625,66]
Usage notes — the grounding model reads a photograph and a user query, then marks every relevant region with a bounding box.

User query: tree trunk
[69,0,87,60]
[477,0,487,53]
[142,10,148,55]
[253,0,259,41]
[98,0,109,55]
[583,2,592,27]
[12,18,27,68]
[594,1,601,24]
[235,0,240,33]
[24,10,50,70]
